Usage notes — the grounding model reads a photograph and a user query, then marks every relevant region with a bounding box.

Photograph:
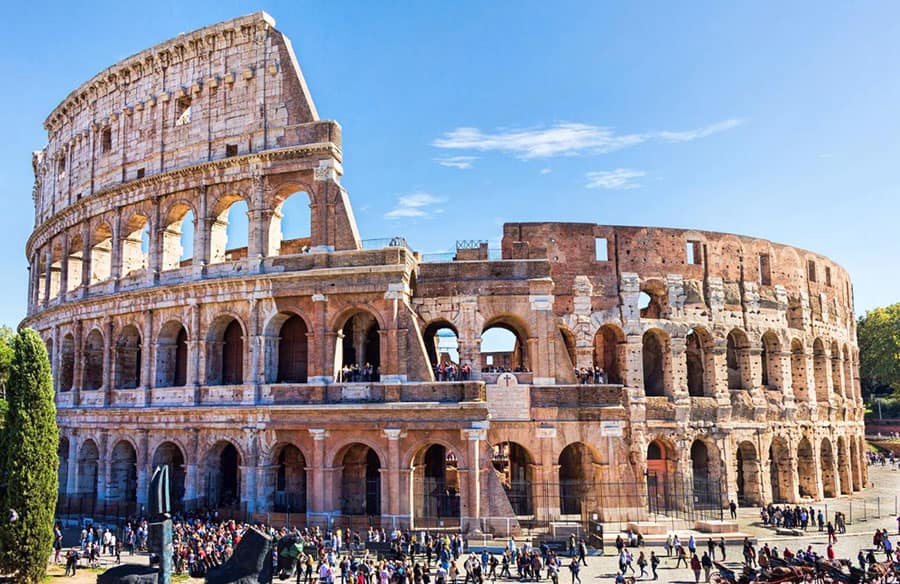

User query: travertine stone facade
[24,13,865,532]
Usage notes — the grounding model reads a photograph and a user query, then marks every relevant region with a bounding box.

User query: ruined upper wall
[32,12,328,226]
[501,222,855,326]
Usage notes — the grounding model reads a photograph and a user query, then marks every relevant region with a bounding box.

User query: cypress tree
[0,328,58,582]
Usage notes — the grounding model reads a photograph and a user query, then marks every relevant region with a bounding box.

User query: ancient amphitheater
[24,12,866,532]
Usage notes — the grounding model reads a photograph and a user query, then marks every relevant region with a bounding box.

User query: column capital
[309,428,329,441]
[462,428,487,441]
[383,428,406,441]
[536,425,557,439]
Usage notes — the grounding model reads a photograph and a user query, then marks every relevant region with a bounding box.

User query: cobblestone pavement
[44,465,900,583]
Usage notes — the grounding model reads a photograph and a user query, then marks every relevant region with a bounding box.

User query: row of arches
[33,190,312,306]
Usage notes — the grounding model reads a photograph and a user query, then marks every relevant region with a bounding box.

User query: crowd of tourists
[432,362,472,382]
[867,450,898,468]
[338,363,380,383]
[574,367,607,385]
[759,503,846,534]
[481,366,531,374]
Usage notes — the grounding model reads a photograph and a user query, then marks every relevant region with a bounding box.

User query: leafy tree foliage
[858,302,900,398]
[0,328,58,582]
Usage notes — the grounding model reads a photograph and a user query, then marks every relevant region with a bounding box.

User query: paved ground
[43,464,900,583]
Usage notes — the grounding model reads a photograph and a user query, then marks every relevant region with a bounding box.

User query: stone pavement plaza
[43,464,900,583]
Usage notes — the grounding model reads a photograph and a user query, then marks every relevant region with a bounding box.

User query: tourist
[650,551,660,580]
[718,538,726,561]
[637,551,647,579]
[690,553,702,583]
[729,500,737,520]
[567,557,581,584]
[701,551,713,583]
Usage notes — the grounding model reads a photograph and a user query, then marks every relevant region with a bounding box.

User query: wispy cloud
[540,168,552,175]
[385,192,446,219]
[585,169,646,190]
[435,155,478,169]
[432,119,741,159]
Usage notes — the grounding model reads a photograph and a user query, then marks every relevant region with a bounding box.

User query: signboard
[600,420,624,437]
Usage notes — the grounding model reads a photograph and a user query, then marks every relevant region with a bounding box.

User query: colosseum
[24,12,866,533]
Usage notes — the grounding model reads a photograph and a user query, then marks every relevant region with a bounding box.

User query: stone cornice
[26,142,340,254]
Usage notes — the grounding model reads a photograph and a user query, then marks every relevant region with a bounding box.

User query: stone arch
[481,314,532,372]
[830,341,843,397]
[83,328,104,390]
[760,331,782,390]
[151,441,186,510]
[268,187,312,257]
[820,437,837,497]
[812,339,829,402]
[121,213,150,277]
[558,442,601,516]
[161,199,196,270]
[108,440,137,503]
[336,442,382,517]
[726,329,752,390]
[89,222,113,284]
[115,324,142,389]
[200,440,242,509]
[411,443,461,525]
[690,438,722,507]
[736,440,763,506]
[491,441,535,516]
[76,439,100,498]
[842,345,854,401]
[209,193,249,264]
[334,308,382,381]
[265,312,310,383]
[639,278,668,319]
[646,437,678,512]
[797,437,817,498]
[642,328,671,397]
[558,326,577,370]
[686,326,716,397]
[67,232,85,292]
[206,314,246,386]
[272,443,307,512]
[59,333,75,392]
[593,324,626,385]
[156,320,188,387]
[423,319,460,369]
[48,240,63,299]
[836,436,851,495]
[769,436,793,503]
[790,339,810,404]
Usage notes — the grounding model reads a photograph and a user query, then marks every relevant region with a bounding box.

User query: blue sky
[2,1,899,327]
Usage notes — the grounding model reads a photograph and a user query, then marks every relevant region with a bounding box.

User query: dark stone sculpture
[205,527,274,584]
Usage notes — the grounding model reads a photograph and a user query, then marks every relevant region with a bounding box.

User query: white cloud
[435,155,477,169]
[585,169,646,190]
[540,168,552,175]
[432,119,741,159]
[385,192,446,219]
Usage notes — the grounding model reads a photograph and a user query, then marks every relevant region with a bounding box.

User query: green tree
[857,302,900,397]
[0,328,58,582]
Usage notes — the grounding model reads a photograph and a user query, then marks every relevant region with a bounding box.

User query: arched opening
[67,234,84,292]
[77,440,100,499]
[593,324,626,384]
[335,311,380,382]
[83,329,104,390]
[481,318,529,372]
[58,437,70,495]
[812,339,829,403]
[121,215,150,277]
[210,197,249,264]
[686,327,715,397]
[48,242,63,300]
[36,253,48,301]
[108,441,137,503]
[790,340,809,403]
[423,321,460,372]
[152,442,186,510]
[202,441,241,509]
[115,325,142,389]
[90,224,113,284]
[273,444,307,513]
[338,443,381,516]
[156,321,188,387]
[691,440,718,507]
[820,438,837,498]
[761,332,782,390]
[559,326,577,370]
[639,280,667,319]
[161,203,195,270]
[59,333,75,392]
[412,444,460,525]
[830,341,843,397]
[849,438,861,491]
[736,441,762,506]
[558,442,598,516]
[797,437,816,498]
[276,314,309,383]
[837,437,851,495]
[842,346,854,401]
[268,190,312,256]
[642,329,669,396]
[491,442,534,516]
[207,317,244,386]
[726,329,751,390]
[646,439,678,513]
[768,437,793,503]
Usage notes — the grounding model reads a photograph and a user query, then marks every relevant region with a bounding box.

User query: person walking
[577,539,587,567]
[637,551,647,579]
[650,551,660,581]
[701,552,713,583]
[718,538,726,561]
[567,558,581,584]
[729,500,737,520]
[675,544,688,569]
[690,553,701,584]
